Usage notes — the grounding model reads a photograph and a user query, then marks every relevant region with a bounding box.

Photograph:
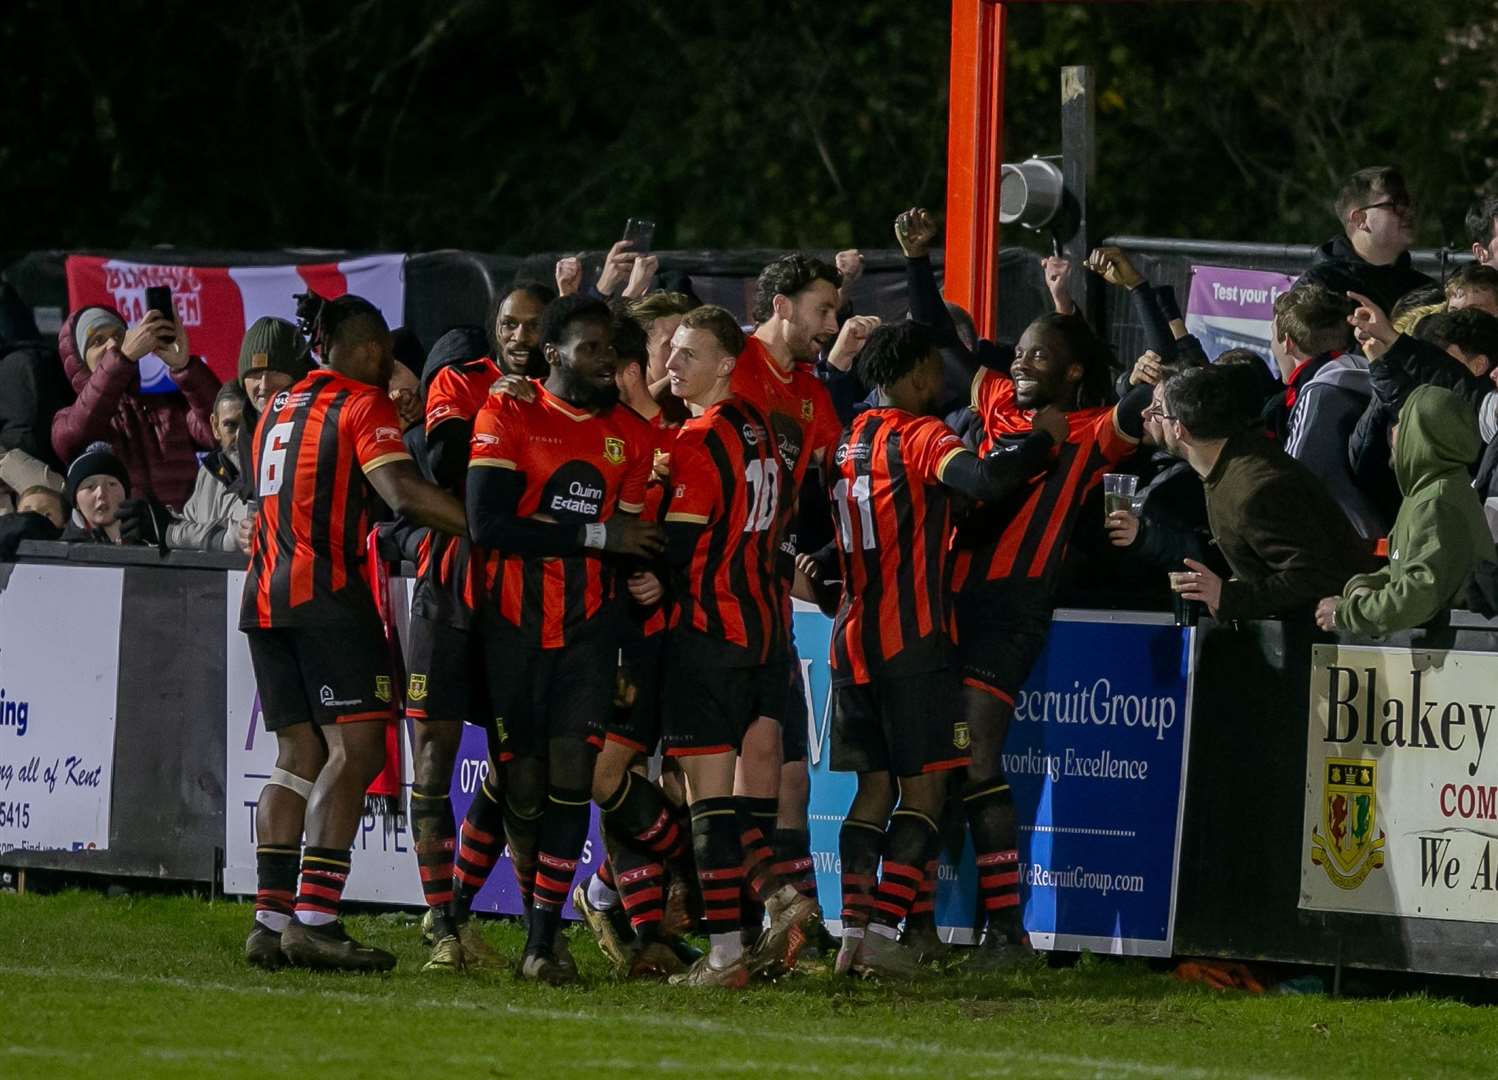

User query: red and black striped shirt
[413,357,502,628]
[952,369,1137,592]
[663,397,789,664]
[637,411,679,639]
[240,369,411,630]
[829,409,967,684]
[467,383,652,649]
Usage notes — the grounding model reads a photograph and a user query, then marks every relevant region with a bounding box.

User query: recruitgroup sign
[1301,645,1498,923]
[802,608,1195,956]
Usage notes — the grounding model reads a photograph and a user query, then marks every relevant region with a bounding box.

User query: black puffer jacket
[1295,235,1433,314]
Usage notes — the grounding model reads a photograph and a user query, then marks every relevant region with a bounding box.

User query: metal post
[1060,65,1096,322]
[944,0,1007,340]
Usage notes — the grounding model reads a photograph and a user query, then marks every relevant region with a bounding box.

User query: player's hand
[1041,255,1075,315]
[603,517,665,557]
[652,449,671,480]
[554,256,582,297]
[826,315,880,372]
[489,374,537,402]
[1029,404,1068,444]
[121,310,174,362]
[622,253,659,299]
[1347,291,1397,347]
[236,512,255,555]
[626,570,664,606]
[1105,509,1139,548]
[1315,595,1341,631]
[835,249,864,289]
[894,207,939,259]
[795,553,823,581]
[614,667,638,709]
[1129,349,1164,386]
[595,240,638,296]
[1086,245,1144,289]
[1172,558,1223,617]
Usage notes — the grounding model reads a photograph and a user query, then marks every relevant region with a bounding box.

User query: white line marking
[0,964,1303,1080]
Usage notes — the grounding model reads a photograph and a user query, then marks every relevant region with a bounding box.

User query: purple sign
[1184,264,1298,368]
[446,724,603,919]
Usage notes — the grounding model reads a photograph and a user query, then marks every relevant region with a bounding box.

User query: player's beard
[573,377,620,411]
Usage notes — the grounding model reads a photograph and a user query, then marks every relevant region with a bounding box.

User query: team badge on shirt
[953,722,971,750]
[603,436,626,465]
[375,675,392,703]
[407,674,428,701]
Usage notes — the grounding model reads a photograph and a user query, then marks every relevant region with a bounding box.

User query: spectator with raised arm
[1317,386,1492,636]
[52,304,221,509]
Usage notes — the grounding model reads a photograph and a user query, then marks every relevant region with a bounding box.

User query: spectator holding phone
[52,303,221,509]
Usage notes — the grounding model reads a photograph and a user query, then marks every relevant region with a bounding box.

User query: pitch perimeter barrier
[1,551,1495,977]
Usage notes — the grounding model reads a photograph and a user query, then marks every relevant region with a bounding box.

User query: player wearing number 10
[239,296,468,973]
[658,305,814,988]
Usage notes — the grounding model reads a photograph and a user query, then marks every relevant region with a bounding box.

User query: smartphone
[144,285,174,322]
[622,217,656,254]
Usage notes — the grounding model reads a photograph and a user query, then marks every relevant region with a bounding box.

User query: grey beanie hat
[72,307,127,362]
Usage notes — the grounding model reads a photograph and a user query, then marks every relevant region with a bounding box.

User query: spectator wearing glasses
[1297,166,1433,314]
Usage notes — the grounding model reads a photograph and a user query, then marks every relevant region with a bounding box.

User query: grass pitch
[1,890,1494,1079]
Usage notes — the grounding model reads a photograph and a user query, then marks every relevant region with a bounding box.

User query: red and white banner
[64,254,406,392]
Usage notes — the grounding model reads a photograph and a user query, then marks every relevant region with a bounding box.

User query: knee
[274,729,327,779]
[780,760,809,801]
[411,721,460,783]
[896,773,946,818]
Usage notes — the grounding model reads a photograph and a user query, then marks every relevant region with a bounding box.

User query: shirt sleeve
[345,391,413,473]
[906,416,968,487]
[425,366,470,434]
[468,400,520,471]
[663,432,720,526]
[617,423,652,515]
[806,381,843,460]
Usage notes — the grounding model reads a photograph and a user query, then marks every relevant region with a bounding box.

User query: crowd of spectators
[3,162,1498,640]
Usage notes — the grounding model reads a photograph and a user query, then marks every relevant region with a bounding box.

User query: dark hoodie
[51,307,222,508]
[1296,235,1433,315]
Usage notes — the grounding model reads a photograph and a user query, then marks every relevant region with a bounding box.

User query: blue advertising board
[798,606,1195,956]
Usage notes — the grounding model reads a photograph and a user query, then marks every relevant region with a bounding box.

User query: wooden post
[945,0,1007,340]
[1060,65,1097,322]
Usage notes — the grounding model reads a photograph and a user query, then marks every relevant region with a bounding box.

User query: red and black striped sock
[533,785,591,913]
[616,857,666,938]
[452,777,505,919]
[409,783,455,920]
[503,797,543,913]
[600,772,687,862]
[596,854,618,894]
[737,796,782,903]
[964,781,1021,938]
[773,826,818,901]
[690,796,744,936]
[837,818,884,932]
[254,844,300,931]
[908,857,940,922]
[294,847,351,925]
[871,809,940,931]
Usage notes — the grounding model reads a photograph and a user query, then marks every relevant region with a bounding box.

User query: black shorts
[476,612,613,761]
[246,622,393,732]
[404,612,489,727]
[780,653,809,764]
[831,669,970,777]
[608,626,666,755]
[660,634,790,757]
[954,580,1055,705]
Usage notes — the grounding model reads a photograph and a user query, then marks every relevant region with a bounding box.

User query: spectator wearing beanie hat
[61,441,136,544]
[51,303,221,509]
[228,317,314,503]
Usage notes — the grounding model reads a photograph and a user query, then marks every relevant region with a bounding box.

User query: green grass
[1,890,1494,1079]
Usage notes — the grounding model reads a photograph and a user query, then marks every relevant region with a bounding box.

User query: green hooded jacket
[1336,385,1490,635]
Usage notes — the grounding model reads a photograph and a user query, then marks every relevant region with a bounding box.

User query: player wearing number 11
[239,296,468,973]
[822,321,1060,977]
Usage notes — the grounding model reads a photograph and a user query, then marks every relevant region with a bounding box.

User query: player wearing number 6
[655,305,814,988]
[815,321,1059,978]
[239,296,468,973]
